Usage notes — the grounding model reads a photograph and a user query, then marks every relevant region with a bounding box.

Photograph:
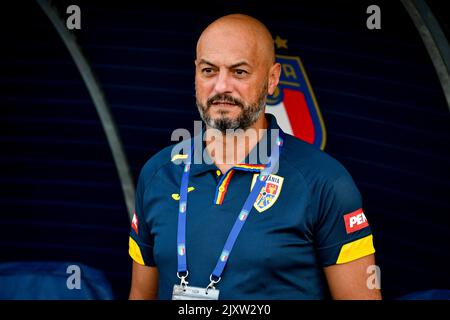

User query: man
[128,14,381,300]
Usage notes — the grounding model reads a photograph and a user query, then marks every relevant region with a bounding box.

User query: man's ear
[267,63,281,95]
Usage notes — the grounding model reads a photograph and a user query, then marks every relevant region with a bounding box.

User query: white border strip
[401,0,450,111]
[36,0,135,221]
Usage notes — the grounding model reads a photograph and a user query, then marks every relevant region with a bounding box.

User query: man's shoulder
[282,133,352,183]
[139,140,189,182]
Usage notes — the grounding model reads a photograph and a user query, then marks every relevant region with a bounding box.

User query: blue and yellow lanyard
[176,131,285,290]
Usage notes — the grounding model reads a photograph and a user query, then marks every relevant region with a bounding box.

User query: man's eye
[234,69,248,76]
[202,68,214,74]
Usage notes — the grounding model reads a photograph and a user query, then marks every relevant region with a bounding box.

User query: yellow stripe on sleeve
[129,236,145,265]
[336,235,375,264]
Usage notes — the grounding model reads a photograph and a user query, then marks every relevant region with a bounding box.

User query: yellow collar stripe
[215,170,235,205]
[234,164,265,170]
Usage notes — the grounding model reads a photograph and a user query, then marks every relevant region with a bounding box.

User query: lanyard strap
[176,131,285,283]
[176,144,193,276]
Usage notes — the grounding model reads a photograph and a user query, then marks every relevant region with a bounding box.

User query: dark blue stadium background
[1,1,449,299]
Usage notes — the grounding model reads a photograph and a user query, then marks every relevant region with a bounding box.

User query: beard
[196,82,268,133]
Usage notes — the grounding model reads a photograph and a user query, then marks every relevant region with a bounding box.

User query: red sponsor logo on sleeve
[344,208,369,234]
[131,212,139,235]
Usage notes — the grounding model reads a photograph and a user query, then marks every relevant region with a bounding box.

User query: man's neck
[205,115,268,174]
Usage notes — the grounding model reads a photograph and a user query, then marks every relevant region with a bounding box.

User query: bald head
[196,14,275,68]
[194,14,281,132]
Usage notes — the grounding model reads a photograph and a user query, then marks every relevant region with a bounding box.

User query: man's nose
[213,70,233,94]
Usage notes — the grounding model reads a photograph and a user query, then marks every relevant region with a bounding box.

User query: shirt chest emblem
[250,174,284,212]
[172,187,195,200]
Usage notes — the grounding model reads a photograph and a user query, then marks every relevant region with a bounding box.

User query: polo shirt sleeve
[314,170,375,267]
[128,166,156,267]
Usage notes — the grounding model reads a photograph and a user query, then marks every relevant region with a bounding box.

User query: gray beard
[196,86,268,133]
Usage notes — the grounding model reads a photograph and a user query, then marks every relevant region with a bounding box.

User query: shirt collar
[189,114,284,176]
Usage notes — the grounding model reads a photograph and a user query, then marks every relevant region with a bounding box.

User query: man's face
[195,26,270,132]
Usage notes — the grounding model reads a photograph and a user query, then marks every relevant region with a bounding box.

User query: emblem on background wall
[267,36,326,150]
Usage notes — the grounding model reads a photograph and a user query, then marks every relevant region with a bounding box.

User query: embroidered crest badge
[250,174,284,212]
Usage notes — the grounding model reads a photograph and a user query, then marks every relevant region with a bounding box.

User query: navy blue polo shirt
[129,114,375,300]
